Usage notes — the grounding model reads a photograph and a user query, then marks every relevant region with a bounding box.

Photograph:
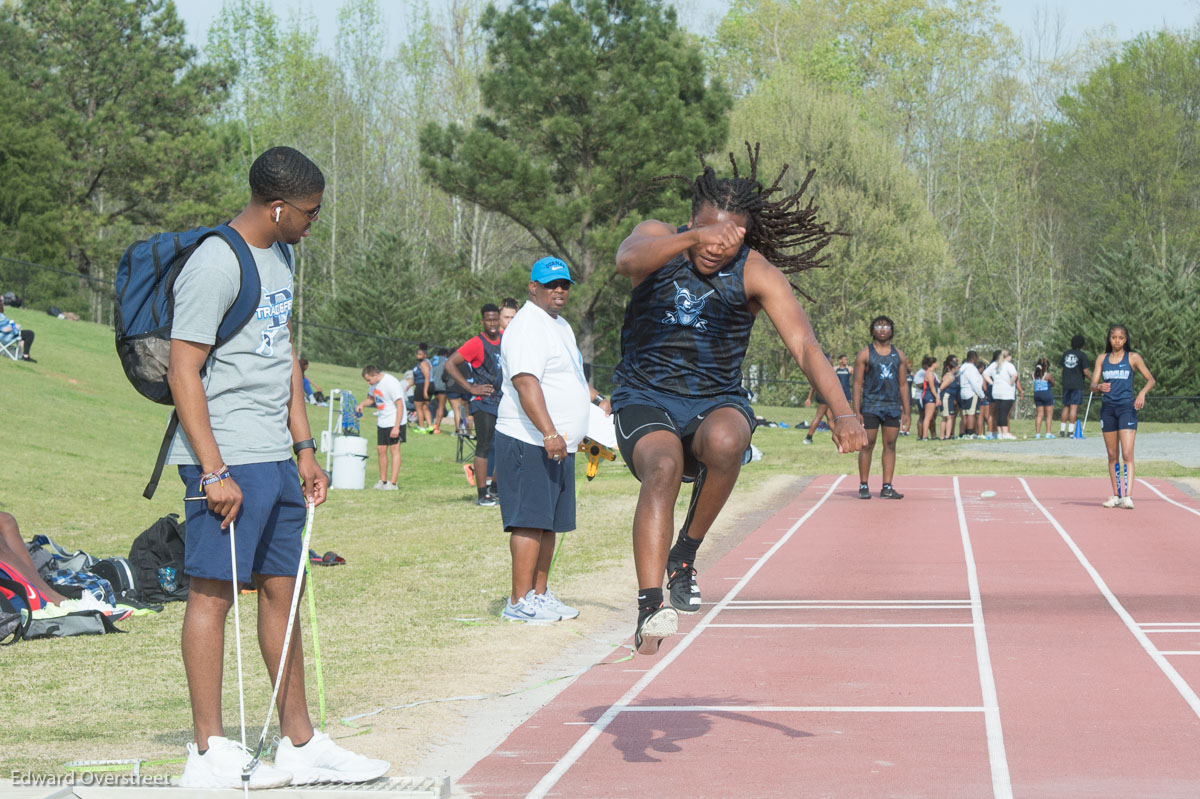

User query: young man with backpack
[165,147,387,789]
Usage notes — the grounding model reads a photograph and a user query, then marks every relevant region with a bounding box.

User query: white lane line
[729,599,971,604]
[1020,478,1200,721]
[1141,622,1200,626]
[620,705,985,713]
[1162,652,1200,656]
[525,474,847,799]
[954,476,1013,799]
[1143,630,1200,634]
[727,604,971,610]
[1137,478,1200,518]
[705,619,969,623]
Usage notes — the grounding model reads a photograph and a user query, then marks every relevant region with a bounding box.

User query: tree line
[0,0,1195,401]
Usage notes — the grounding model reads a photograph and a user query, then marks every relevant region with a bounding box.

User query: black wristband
[592,394,605,407]
[292,438,316,455]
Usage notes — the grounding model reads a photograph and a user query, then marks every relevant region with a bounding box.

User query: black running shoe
[858,484,871,500]
[634,605,679,655]
[880,485,904,499]
[666,559,701,614]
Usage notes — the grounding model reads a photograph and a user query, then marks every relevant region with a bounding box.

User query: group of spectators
[907,336,1094,441]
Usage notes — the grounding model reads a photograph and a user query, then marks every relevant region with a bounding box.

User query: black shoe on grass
[634,605,679,655]
[666,559,701,614]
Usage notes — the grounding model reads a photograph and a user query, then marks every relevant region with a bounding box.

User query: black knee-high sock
[638,587,663,614]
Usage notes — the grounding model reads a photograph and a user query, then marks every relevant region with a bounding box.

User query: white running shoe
[382,482,399,491]
[179,736,293,790]
[275,730,389,785]
[1121,496,1134,509]
[501,591,561,623]
[371,480,388,490]
[1102,495,1121,508]
[538,589,579,620]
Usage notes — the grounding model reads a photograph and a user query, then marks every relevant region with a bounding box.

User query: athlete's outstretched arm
[747,256,866,454]
[616,219,745,287]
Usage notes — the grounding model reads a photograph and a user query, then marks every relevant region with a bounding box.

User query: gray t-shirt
[166,236,295,466]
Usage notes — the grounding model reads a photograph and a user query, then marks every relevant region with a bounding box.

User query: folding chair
[0,329,22,361]
[455,429,476,464]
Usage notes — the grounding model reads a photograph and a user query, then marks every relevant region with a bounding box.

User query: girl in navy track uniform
[1091,324,1155,509]
[939,355,959,440]
[1032,357,1055,438]
[919,356,940,441]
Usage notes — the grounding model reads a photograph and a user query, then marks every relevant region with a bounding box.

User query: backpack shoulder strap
[206,224,262,349]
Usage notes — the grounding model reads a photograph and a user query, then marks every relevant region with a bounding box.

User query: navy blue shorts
[612,384,756,481]
[179,460,306,583]
[1034,391,1055,408]
[861,411,901,430]
[1062,388,1083,407]
[495,433,576,533]
[1100,403,1138,432]
[922,390,937,407]
[940,392,957,415]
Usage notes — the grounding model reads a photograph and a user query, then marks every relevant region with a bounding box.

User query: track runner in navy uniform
[610,144,868,655]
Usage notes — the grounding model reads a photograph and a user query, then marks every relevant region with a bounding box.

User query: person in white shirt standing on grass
[957,350,985,439]
[495,257,606,623]
[357,365,406,490]
[989,349,1024,440]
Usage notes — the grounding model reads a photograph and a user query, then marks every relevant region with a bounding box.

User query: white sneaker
[1121,496,1134,509]
[501,591,560,623]
[179,736,293,790]
[275,730,389,785]
[538,589,579,620]
[382,482,399,491]
[1102,495,1121,508]
[371,480,388,490]
[1046,433,1056,439]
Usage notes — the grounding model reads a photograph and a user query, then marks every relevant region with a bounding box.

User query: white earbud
[274,207,281,222]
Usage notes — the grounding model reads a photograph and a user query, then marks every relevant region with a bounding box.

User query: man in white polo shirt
[494,256,606,623]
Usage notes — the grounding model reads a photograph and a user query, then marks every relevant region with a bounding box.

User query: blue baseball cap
[530,256,574,285]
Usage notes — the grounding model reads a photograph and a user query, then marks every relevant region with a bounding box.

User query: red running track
[460,475,1200,798]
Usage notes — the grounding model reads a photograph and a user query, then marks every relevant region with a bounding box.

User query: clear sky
[174,0,1200,55]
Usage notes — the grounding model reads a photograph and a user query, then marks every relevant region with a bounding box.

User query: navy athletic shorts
[179,460,306,583]
[1034,391,1055,408]
[495,432,576,533]
[1062,388,1083,407]
[861,412,901,430]
[1100,403,1137,432]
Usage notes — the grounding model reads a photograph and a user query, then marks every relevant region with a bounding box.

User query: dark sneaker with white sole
[880,485,904,499]
[634,605,679,655]
[666,559,702,614]
[858,483,871,500]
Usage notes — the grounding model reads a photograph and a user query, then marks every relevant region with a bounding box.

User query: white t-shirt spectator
[371,373,406,428]
[991,361,1019,400]
[497,302,590,449]
[958,362,984,399]
[982,361,998,388]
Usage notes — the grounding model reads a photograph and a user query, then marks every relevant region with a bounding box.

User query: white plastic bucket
[330,436,368,490]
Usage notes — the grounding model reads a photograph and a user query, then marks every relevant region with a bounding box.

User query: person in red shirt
[444,304,504,506]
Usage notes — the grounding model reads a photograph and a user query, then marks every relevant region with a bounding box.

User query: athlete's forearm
[616,225,697,279]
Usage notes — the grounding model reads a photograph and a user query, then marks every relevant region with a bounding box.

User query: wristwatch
[292,438,316,455]
[592,394,605,407]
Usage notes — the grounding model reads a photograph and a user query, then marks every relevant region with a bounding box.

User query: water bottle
[157,566,178,593]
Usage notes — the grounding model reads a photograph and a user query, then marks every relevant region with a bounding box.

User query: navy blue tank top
[1101,351,1134,407]
[470,334,503,414]
[836,365,852,399]
[613,229,756,398]
[412,357,427,388]
[862,344,902,415]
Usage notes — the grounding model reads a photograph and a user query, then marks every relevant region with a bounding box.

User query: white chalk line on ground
[619,705,986,713]
[708,623,974,629]
[1020,478,1200,722]
[953,476,1014,799]
[525,474,847,799]
[1137,478,1200,518]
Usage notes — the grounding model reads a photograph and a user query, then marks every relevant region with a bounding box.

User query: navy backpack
[114,224,292,498]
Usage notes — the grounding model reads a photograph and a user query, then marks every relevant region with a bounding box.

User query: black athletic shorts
[472,410,497,459]
[613,392,756,482]
[861,412,901,430]
[377,425,406,446]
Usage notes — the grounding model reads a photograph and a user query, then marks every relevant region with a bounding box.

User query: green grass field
[1,307,1196,778]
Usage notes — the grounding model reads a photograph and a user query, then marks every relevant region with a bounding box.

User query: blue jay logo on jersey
[879,363,895,380]
[663,281,715,331]
[254,286,293,357]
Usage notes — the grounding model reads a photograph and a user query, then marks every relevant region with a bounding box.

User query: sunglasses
[539,280,572,291]
[281,199,322,220]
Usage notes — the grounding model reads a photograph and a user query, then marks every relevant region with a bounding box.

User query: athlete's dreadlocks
[657,142,847,279]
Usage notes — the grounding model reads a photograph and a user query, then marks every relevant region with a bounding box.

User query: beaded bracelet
[833,413,857,421]
[201,466,231,489]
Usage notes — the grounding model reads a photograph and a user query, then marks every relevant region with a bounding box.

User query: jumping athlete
[1092,324,1154,509]
[853,316,911,498]
[612,145,866,655]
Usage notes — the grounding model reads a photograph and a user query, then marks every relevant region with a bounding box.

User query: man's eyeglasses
[281,199,321,220]
[539,280,572,291]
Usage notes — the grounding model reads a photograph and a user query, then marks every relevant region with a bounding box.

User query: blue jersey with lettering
[1033,378,1050,393]
[836,365,853,399]
[613,229,755,398]
[1101,351,1134,407]
[862,344,903,416]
